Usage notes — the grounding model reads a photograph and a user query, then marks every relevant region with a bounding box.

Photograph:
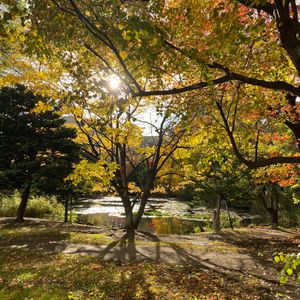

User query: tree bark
[223,198,234,230]
[277,20,300,77]
[271,186,279,230]
[15,181,31,222]
[213,195,221,233]
[284,120,300,150]
[270,208,279,230]
[123,198,135,233]
[64,197,69,223]
[260,185,279,230]
[133,191,150,229]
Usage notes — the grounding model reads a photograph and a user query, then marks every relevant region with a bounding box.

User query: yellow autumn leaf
[120,51,127,59]
[31,101,52,113]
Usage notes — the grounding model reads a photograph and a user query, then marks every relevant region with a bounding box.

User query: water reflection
[74,197,190,216]
[77,213,207,235]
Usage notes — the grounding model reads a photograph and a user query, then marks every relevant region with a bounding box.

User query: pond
[77,213,208,235]
[73,196,210,234]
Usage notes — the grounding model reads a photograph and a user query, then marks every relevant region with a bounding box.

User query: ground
[0,218,300,299]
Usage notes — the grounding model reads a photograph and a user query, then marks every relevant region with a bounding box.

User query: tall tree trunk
[285,120,300,151]
[213,195,221,233]
[113,179,136,235]
[270,208,279,230]
[260,185,279,230]
[64,197,69,223]
[277,19,300,76]
[15,181,31,222]
[223,198,233,230]
[133,190,150,229]
[123,198,135,234]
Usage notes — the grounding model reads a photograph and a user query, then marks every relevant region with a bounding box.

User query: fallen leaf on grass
[90,264,102,270]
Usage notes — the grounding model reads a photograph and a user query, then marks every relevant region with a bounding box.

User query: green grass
[0,227,113,246]
[182,212,241,230]
[0,192,65,220]
[68,232,113,245]
[0,249,273,300]
[0,227,68,241]
[0,224,297,299]
[0,225,241,256]
[144,210,164,216]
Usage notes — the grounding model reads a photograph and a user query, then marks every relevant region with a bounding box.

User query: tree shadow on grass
[0,248,158,300]
[96,229,300,298]
[203,230,300,289]
[0,217,64,231]
[1,218,299,297]
[0,224,71,252]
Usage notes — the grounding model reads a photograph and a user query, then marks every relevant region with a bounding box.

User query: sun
[109,75,120,90]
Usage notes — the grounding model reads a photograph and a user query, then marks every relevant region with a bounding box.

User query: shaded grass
[0,226,114,246]
[0,227,67,241]
[0,226,238,252]
[0,249,275,300]
[0,223,298,299]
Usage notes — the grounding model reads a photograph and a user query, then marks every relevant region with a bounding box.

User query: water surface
[77,213,207,235]
[73,196,209,234]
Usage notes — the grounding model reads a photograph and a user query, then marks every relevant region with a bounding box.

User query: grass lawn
[0,249,277,300]
[0,219,299,299]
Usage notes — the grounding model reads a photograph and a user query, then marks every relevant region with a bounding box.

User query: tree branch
[156,172,185,179]
[68,0,142,93]
[237,0,275,16]
[83,43,134,94]
[133,72,300,97]
[215,100,300,168]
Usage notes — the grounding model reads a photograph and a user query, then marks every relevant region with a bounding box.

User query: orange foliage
[254,164,300,187]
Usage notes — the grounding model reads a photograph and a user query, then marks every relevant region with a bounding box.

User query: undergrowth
[0,192,64,221]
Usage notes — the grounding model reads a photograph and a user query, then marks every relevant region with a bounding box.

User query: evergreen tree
[0,85,80,222]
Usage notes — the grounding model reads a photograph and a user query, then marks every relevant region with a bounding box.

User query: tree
[25,0,300,168]
[175,120,252,231]
[66,87,195,233]
[0,84,79,222]
[0,1,65,99]
[191,83,300,229]
[251,163,299,229]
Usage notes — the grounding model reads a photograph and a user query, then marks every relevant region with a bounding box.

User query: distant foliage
[250,186,300,227]
[0,192,64,220]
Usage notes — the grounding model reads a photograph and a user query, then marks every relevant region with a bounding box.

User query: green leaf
[274,256,280,263]
[279,276,288,284]
[286,268,293,276]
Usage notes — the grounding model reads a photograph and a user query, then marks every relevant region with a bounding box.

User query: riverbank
[1,218,300,299]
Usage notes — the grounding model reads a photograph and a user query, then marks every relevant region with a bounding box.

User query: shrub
[273,252,300,285]
[144,210,164,217]
[0,192,64,221]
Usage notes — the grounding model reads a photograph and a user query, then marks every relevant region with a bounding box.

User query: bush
[182,211,240,231]
[273,252,300,285]
[0,192,64,221]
